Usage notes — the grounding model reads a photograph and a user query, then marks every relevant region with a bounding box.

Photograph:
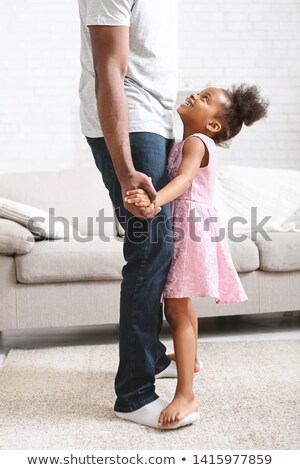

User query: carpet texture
[0,340,299,450]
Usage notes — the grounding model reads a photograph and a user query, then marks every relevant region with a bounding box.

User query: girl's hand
[124,188,152,208]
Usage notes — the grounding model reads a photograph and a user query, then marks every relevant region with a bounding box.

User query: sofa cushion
[15,228,258,285]
[15,235,125,284]
[0,166,116,236]
[227,235,259,272]
[0,197,79,240]
[214,165,300,235]
[0,218,35,255]
[254,232,300,271]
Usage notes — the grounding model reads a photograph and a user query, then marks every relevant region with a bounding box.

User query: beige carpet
[0,340,299,450]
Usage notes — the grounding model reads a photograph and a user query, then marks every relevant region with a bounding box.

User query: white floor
[1,311,299,367]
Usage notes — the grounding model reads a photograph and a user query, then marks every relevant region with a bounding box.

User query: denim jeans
[86,132,174,412]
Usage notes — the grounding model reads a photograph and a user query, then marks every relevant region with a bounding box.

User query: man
[78,0,199,429]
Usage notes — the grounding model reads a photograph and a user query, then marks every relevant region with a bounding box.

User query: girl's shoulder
[171,133,217,159]
[180,133,218,171]
[184,132,216,150]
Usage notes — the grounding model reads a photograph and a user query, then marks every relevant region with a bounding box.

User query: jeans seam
[129,232,151,399]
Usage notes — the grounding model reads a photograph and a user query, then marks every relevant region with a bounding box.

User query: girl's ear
[206,120,222,134]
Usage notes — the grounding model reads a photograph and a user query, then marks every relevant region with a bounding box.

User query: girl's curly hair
[214,83,270,148]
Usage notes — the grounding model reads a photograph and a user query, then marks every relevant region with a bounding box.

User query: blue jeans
[86,132,174,412]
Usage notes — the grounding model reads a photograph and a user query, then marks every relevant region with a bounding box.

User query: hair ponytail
[214,83,269,147]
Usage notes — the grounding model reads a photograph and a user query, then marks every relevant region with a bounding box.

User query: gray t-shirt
[78,0,178,139]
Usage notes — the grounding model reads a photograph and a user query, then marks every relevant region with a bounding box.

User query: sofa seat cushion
[254,232,300,271]
[15,235,125,284]
[227,235,259,272]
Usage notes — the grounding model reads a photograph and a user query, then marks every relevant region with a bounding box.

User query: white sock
[155,360,178,378]
[156,360,204,379]
[115,397,200,430]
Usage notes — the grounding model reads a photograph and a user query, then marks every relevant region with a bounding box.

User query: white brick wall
[0,0,299,174]
[0,1,84,174]
[176,0,300,169]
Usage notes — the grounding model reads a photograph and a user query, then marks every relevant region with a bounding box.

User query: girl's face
[178,87,229,135]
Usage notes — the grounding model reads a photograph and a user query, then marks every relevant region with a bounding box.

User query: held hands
[121,172,162,219]
[124,189,152,208]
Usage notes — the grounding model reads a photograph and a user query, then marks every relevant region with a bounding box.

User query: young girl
[124,83,269,429]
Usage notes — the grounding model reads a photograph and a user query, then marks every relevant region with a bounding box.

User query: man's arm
[88,25,159,218]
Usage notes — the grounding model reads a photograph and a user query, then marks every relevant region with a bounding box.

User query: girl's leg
[158,297,199,428]
[167,298,201,372]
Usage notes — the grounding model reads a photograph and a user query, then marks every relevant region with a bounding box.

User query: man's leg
[128,133,175,376]
[86,132,173,412]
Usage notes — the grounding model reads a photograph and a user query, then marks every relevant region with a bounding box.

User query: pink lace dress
[161,132,248,304]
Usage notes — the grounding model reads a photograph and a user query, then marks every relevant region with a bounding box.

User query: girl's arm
[156,136,206,206]
[125,136,206,207]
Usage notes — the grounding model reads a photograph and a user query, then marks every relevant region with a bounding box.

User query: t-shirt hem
[81,124,175,140]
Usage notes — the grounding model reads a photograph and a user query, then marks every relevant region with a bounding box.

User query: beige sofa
[1,166,300,331]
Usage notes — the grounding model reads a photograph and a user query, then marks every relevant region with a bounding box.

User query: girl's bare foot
[167,353,201,373]
[158,393,199,428]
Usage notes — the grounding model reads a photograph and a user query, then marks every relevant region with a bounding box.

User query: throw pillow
[0,197,79,240]
[0,218,35,254]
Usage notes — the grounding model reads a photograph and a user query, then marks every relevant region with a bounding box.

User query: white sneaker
[115,397,200,430]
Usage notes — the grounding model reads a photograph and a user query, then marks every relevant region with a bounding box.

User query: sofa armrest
[0,254,17,329]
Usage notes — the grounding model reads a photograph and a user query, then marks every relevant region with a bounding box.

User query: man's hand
[121,172,162,219]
